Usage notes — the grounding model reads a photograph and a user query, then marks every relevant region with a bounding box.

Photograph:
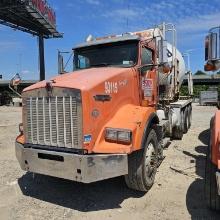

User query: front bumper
[15,142,128,183]
[216,171,220,195]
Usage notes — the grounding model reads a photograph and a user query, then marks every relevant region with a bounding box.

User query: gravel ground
[0,104,220,220]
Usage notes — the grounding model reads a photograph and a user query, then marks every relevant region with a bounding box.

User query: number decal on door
[105,81,118,94]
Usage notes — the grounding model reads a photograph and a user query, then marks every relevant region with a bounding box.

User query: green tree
[194,70,206,75]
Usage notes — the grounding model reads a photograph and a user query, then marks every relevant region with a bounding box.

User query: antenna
[16,53,22,74]
[19,53,22,74]
[125,0,129,31]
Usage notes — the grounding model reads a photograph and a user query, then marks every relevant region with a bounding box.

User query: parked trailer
[199,90,218,105]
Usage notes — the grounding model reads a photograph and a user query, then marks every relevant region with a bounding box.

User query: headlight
[105,128,118,141]
[105,128,132,144]
[117,130,132,143]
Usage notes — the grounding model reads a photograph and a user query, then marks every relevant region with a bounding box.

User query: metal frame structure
[0,0,62,80]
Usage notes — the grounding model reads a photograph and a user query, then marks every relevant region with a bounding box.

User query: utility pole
[38,35,45,81]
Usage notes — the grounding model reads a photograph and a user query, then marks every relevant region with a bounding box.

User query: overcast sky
[1,0,220,80]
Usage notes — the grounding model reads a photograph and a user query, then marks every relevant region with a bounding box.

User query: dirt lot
[0,104,220,220]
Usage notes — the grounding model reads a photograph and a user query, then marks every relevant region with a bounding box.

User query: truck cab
[16,23,192,191]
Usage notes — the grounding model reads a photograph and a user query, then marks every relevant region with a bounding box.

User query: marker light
[105,128,132,144]
[19,123,23,134]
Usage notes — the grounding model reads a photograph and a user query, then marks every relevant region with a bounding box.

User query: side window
[141,47,153,65]
[78,55,90,69]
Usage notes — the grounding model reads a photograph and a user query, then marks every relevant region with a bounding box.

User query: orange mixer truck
[15,23,193,191]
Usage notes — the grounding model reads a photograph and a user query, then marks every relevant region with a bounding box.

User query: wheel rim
[145,142,156,177]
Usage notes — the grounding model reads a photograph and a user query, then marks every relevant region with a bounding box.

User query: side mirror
[205,33,218,61]
[205,35,210,61]
[58,50,64,74]
[158,39,172,74]
[211,33,218,60]
[158,39,168,64]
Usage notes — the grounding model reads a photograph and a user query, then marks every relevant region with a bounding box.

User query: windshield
[74,41,138,70]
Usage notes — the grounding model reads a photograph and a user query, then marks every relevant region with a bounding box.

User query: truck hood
[23,67,133,92]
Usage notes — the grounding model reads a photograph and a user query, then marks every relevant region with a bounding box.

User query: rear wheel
[205,147,220,210]
[183,108,189,134]
[172,126,183,140]
[125,129,158,191]
[188,105,192,129]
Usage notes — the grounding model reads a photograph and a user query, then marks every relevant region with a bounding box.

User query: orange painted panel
[211,110,220,166]
[92,104,155,154]
[16,134,25,144]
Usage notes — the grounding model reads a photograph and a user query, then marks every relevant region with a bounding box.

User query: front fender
[92,104,156,154]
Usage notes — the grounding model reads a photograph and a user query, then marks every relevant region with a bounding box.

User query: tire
[188,105,192,129]
[125,129,158,191]
[205,147,220,211]
[172,126,183,140]
[210,116,214,129]
[183,108,189,134]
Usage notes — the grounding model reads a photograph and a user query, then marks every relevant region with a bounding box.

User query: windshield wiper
[90,63,112,67]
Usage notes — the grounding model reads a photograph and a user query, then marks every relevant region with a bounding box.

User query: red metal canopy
[0,0,62,38]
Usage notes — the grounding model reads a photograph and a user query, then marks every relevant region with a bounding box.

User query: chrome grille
[25,96,82,149]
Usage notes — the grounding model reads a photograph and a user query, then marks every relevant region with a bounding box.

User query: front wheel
[125,129,158,191]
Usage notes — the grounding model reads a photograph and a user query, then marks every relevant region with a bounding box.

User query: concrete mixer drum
[157,25,186,102]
